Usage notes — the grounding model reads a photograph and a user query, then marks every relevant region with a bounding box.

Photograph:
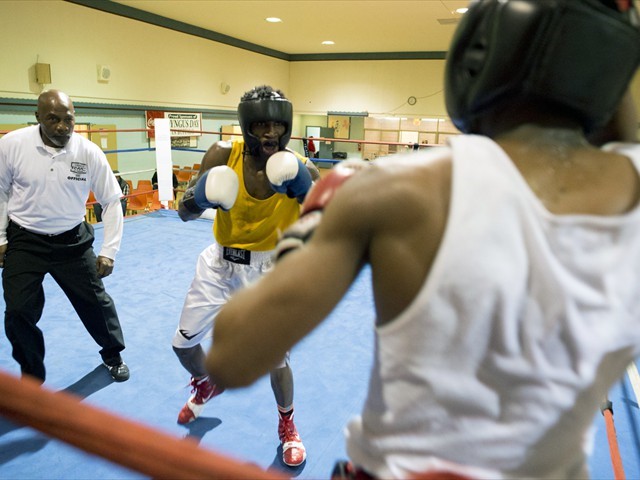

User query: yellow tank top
[213,141,306,251]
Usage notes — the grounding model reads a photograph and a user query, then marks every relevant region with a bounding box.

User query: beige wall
[0,0,638,124]
[0,0,449,119]
[0,1,289,110]
[289,59,447,117]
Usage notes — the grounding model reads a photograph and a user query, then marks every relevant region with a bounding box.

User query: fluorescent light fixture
[327,111,368,117]
[455,8,468,13]
[266,17,282,23]
[322,40,335,45]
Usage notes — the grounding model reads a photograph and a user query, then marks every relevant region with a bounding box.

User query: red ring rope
[0,370,286,480]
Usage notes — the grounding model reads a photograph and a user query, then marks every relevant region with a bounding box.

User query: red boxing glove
[275,161,365,260]
[301,162,360,215]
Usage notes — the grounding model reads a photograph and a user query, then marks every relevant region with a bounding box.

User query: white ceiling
[109,0,471,55]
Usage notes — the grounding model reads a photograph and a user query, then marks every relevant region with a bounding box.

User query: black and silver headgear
[237,86,293,154]
[445,0,640,134]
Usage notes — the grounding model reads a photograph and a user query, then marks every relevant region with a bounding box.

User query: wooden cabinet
[363,116,460,160]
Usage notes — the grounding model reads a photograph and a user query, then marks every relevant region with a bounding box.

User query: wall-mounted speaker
[35,63,51,84]
[97,65,111,83]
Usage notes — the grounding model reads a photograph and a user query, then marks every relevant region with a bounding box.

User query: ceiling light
[322,40,335,45]
[327,111,368,117]
[265,17,282,23]
[455,8,468,14]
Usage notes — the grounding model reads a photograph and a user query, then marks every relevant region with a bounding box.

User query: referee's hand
[0,244,6,268]
[96,255,114,278]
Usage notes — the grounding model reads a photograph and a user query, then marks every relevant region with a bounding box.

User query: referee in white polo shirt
[0,89,129,383]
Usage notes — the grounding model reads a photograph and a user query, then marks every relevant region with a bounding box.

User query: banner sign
[145,111,202,139]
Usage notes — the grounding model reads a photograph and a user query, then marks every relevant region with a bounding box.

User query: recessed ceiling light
[322,40,335,45]
[265,17,282,23]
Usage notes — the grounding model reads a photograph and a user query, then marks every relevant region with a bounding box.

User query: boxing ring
[0,368,284,480]
[0,126,638,479]
[0,210,375,479]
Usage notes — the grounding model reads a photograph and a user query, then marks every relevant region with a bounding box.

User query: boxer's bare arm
[206,154,452,387]
[207,175,370,387]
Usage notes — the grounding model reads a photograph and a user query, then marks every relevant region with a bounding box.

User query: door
[317,127,334,160]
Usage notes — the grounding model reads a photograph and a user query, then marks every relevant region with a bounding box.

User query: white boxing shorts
[172,240,290,367]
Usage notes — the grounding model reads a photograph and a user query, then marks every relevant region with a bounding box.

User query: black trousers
[3,220,125,381]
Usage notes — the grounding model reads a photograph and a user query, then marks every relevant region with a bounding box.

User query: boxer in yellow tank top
[172,85,319,468]
[214,140,308,251]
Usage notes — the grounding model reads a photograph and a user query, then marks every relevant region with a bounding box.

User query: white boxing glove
[196,165,239,211]
[180,166,239,220]
[266,151,313,201]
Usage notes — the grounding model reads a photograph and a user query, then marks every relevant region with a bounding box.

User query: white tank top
[345,135,640,479]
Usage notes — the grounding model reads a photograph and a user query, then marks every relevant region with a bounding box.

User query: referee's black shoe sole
[103,362,130,382]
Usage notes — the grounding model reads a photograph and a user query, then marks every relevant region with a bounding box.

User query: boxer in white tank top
[205,1,640,478]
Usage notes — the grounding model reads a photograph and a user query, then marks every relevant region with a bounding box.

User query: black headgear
[237,88,293,154]
[445,0,640,134]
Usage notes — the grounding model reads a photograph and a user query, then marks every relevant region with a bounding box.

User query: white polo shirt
[0,125,123,259]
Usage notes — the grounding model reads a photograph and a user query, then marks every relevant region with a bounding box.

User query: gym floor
[0,210,638,479]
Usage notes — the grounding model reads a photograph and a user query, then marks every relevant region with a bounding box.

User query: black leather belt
[9,219,81,240]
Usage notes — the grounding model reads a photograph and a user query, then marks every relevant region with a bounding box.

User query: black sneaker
[103,362,130,382]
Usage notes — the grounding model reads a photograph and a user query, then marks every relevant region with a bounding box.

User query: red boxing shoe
[278,412,306,467]
[177,376,223,425]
